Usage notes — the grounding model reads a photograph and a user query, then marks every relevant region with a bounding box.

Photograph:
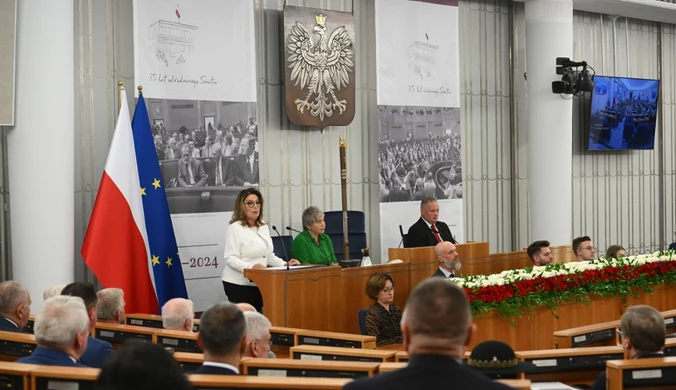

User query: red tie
[431,224,442,243]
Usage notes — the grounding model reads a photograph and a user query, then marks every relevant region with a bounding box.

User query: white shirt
[438,266,454,278]
[221,221,286,286]
[202,361,240,374]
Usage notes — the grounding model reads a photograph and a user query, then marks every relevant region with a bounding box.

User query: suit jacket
[16,346,86,367]
[342,354,512,390]
[590,352,666,390]
[190,364,238,375]
[209,156,234,186]
[431,268,458,278]
[79,336,114,368]
[405,218,456,248]
[233,152,259,186]
[177,158,207,187]
[0,317,22,332]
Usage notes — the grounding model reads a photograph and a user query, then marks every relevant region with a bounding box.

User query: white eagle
[286,13,354,121]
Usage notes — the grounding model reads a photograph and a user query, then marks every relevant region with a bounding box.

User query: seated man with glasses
[590,305,666,390]
[573,235,596,262]
[243,312,274,358]
[364,273,402,347]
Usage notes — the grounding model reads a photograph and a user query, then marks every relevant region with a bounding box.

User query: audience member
[605,245,627,259]
[364,273,403,347]
[573,236,596,262]
[0,281,31,332]
[243,312,273,358]
[526,240,554,266]
[432,241,461,278]
[96,288,126,324]
[290,206,338,265]
[95,341,192,390]
[161,298,194,332]
[61,282,114,367]
[590,305,666,390]
[43,284,66,301]
[405,197,457,248]
[193,302,246,375]
[344,278,511,390]
[466,340,535,379]
[17,296,89,367]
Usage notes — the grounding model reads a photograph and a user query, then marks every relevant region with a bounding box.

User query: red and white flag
[175,7,181,20]
[81,90,158,314]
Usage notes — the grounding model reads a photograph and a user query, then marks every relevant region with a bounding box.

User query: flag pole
[117,81,124,115]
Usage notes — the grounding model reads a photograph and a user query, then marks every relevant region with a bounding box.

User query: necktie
[431,224,442,243]
[188,164,195,185]
[216,159,222,185]
[248,156,253,174]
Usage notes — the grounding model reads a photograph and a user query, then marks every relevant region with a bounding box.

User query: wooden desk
[127,313,200,332]
[553,319,619,349]
[378,362,405,373]
[30,365,99,390]
[24,316,34,334]
[662,309,676,330]
[295,330,376,349]
[188,375,351,389]
[606,357,676,390]
[270,326,302,359]
[245,266,342,331]
[290,345,395,363]
[516,346,624,386]
[0,361,37,389]
[243,358,379,378]
[94,322,156,347]
[497,379,532,390]
[154,329,201,353]
[173,351,204,372]
[394,351,408,362]
[0,330,36,361]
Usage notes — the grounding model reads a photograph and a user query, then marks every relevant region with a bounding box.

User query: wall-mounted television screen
[588,76,660,150]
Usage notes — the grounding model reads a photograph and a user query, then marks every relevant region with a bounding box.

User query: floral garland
[449,251,676,319]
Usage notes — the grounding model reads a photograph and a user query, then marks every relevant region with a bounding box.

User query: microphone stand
[272,225,289,271]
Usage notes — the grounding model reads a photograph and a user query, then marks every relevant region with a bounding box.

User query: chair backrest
[324,211,366,235]
[271,235,293,261]
[329,232,367,261]
[358,308,369,335]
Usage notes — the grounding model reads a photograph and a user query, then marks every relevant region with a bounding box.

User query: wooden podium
[244,266,343,332]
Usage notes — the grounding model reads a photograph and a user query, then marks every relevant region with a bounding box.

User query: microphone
[286,226,303,234]
[398,225,405,248]
[271,225,289,271]
[314,240,334,267]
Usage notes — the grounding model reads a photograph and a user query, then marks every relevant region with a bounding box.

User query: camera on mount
[552,57,594,96]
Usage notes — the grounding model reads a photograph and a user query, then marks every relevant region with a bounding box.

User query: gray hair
[43,284,66,301]
[0,281,29,315]
[244,312,271,342]
[161,298,194,331]
[35,296,90,349]
[96,288,125,321]
[620,305,665,354]
[301,206,324,230]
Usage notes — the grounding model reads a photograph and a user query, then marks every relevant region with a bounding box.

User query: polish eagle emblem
[286,13,354,121]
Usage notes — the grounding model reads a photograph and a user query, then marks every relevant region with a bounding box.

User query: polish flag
[175,8,181,20]
[81,90,158,314]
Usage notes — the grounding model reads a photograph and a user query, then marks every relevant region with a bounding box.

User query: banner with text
[133,0,258,311]
[375,0,464,262]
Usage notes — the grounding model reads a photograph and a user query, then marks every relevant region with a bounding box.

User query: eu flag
[131,93,188,311]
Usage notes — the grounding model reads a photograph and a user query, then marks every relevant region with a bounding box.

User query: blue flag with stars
[131,93,188,311]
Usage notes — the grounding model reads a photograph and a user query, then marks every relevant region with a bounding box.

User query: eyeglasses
[245,200,261,208]
[616,328,624,337]
[382,287,395,293]
[583,246,596,251]
[256,339,273,347]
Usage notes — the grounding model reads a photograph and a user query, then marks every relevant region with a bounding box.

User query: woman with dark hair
[95,341,191,390]
[605,245,627,259]
[364,273,403,346]
[221,188,300,312]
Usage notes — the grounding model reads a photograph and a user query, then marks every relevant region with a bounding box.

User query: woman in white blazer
[221,188,300,311]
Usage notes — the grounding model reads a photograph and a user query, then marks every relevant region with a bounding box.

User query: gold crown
[315,13,327,26]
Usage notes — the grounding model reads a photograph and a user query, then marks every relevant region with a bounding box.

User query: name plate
[632,369,662,380]
[532,359,558,367]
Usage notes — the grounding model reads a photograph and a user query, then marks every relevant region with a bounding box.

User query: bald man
[432,241,461,278]
[344,279,511,390]
[236,303,257,312]
[162,298,194,332]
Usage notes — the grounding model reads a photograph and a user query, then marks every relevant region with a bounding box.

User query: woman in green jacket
[290,206,338,265]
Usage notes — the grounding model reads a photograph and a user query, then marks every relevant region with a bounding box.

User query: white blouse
[221,221,286,286]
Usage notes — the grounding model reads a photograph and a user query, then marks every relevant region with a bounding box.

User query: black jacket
[405,218,456,248]
[190,364,238,375]
[343,354,512,390]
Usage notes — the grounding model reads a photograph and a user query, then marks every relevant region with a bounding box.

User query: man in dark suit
[17,296,89,367]
[590,305,667,390]
[177,145,207,187]
[344,279,511,390]
[209,144,234,186]
[233,137,259,186]
[405,197,457,248]
[0,281,31,332]
[431,242,461,278]
[191,302,246,375]
[61,282,114,368]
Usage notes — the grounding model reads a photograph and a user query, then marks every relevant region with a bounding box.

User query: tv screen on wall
[587,76,660,151]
